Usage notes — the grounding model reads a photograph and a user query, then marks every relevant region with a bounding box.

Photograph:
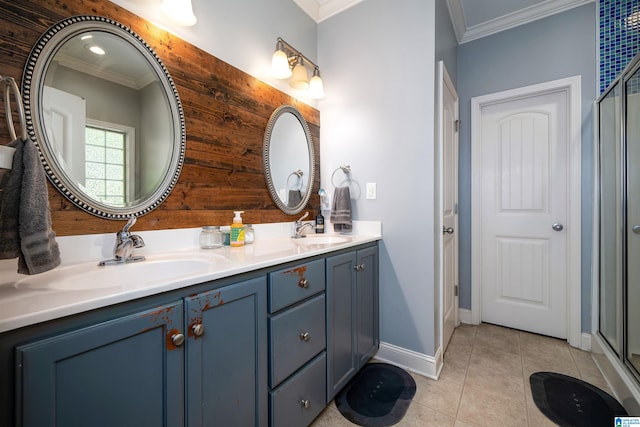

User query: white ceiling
[293,0,594,43]
[293,0,363,23]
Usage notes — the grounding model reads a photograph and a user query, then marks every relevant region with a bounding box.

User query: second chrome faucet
[293,212,315,238]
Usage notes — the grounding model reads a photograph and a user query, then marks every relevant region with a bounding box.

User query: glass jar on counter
[244,224,255,244]
[199,226,223,249]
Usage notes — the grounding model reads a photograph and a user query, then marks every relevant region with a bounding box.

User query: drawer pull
[301,399,310,409]
[298,278,309,289]
[192,324,205,337]
[300,332,310,341]
[171,333,185,347]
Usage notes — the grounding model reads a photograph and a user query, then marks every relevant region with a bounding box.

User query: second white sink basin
[293,235,351,246]
[15,254,223,292]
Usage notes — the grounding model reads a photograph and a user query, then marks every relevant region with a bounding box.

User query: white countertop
[0,221,381,333]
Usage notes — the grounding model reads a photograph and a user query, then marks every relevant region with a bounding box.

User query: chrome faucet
[293,212,315,238]
[98,216,146,266]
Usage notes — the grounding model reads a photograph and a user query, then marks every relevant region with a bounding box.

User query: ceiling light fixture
[161,0,197,27]
[271,37,324,99]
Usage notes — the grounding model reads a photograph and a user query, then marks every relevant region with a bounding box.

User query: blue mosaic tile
[600,0,640,92]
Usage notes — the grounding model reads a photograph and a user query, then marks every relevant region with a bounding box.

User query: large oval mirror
[263,105,315,215]
[22,16,185,219]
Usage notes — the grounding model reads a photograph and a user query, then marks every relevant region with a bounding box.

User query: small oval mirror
[263,105,315,215]
[22,16,186,219]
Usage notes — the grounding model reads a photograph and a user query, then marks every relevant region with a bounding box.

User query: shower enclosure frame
[593,51,640,414]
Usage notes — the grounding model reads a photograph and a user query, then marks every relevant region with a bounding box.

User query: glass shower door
[599,81,622,355]
[626,66,640,374]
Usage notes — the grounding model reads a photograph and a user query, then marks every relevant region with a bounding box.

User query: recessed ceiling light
[89,45,106,55]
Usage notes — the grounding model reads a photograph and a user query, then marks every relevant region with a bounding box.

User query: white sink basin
[293,235,351,246]
[15,254,224,292]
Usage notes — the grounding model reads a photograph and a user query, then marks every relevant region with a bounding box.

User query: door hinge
[454,285,458,297]
[454,203,458,215]
[454,120,461,132]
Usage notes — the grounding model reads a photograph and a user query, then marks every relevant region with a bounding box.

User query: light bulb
[161,0,197,26]
[308,69,325,99]
[290,58,309,90]
[271,49,292,79]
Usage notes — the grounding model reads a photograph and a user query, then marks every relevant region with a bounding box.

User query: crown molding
[293,0,363,23]
[447,0,594,44]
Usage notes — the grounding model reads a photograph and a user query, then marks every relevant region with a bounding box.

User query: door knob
[443,227,454,235]
[552,223,564,232]
[633,225,640,235]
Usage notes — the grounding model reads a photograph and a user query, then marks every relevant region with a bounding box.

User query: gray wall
[456,3,597,332]
[110,0,318,104]
[435,0,457,83]
[318,0,438,356]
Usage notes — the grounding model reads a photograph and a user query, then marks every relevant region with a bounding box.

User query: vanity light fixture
[161,0,197,27]
[271,37,324,98]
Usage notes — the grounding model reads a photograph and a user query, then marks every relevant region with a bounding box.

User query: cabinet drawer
[270,294,326,387]
[269,259,325,313]
[270,352,327,427]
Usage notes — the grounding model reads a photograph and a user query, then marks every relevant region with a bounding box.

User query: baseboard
[581,332,591,351]
[458,308,473,324]
[373,341,442,380]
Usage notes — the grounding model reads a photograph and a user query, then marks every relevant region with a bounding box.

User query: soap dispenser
[230,211,245,247]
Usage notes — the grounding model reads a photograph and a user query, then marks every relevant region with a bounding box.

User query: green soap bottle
[230,211,245,247]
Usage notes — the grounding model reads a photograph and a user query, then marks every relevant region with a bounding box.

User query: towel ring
[331,164,351,188]
[287,170,304,191]
[1,76,27,142]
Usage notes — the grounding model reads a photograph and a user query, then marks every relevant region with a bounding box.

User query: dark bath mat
[530,371,627,426]
[335,362,416,427]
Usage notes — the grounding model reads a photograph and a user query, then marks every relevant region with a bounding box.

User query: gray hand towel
[330,186,352,233]
[0,137,23,259]
[0,138,60,274]
[17,139,60,274]
[288,189,302,208]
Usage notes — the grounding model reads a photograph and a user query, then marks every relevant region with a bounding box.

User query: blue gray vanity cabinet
[268,259,327,426]
[15,301,185,427]
[326,245,379,402]
[185,276,268,427]
[11,275,267,427]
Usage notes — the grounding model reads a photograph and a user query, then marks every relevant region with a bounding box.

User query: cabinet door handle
[298,278,309,289]
[353,264,365,271]
[192,324,205,337]
[301,399,310,409]
[171,333,185,347]
[300,332,310,341]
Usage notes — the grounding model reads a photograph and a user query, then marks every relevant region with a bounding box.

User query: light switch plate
[366,183,377,200]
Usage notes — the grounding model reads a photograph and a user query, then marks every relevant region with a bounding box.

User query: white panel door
[440,62,459,351]
[480,90,568,338]
[43,85,86,185]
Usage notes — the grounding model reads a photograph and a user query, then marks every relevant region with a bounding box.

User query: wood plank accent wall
[0,0,320,236]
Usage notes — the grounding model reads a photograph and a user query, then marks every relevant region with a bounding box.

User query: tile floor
[311,323,612,426]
